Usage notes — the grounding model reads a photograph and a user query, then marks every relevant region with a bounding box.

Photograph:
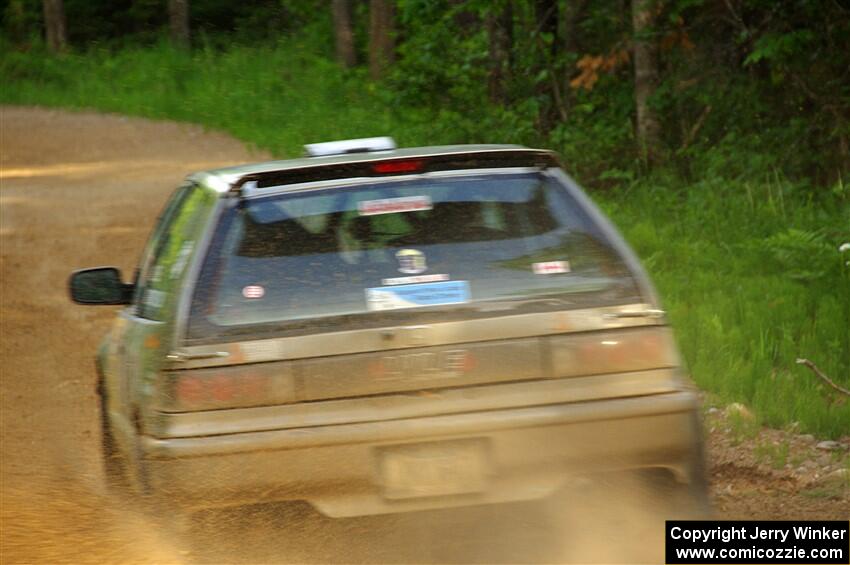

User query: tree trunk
[369,0,395,80]
[632,0,663,164]
[535,0,558,57]
[562,0,589,105]
[168,0,190,49]
[486,2,512,105]
[42,0,67,54]
[332,0,357,68]
[535,0,559,132]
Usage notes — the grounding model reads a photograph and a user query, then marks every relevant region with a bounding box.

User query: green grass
[601,178,850,438]
[753,441,790,470]
[0,40,401,156]
[723,407,761,446]
[2,41,848,437]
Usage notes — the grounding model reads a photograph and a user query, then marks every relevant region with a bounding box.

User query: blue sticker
[366,281,470,311]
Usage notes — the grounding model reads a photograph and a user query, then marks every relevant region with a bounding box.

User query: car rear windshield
[187,170,641,341]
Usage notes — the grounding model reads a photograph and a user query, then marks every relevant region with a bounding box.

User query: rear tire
[96,366,198,554]
[96,372,128,492]
[639,467,712,519]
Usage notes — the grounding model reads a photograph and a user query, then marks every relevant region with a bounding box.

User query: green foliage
[660,0,850,183]
[725,409,760,446]
[605,176,850,438]
[4,0,848,181]
[1,0,42,45]
[761,228,847,283]
[0,41,396,156]
[0,0,330,47]
[391,0,488,109]
[744,30,816,68]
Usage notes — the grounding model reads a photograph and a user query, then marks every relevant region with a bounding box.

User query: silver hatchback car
[70,138,708,521]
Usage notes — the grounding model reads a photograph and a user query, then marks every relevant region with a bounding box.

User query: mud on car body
[70,138,709,519]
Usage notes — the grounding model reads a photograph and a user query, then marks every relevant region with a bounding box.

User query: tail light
[159,363,296,412]
[550,327,679,378]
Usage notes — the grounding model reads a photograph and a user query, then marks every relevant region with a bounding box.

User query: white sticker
[242,285,265,299]
[395,249,427,274]
[382,273,450,286]
[532,261,571,275]
[358,196,432,216]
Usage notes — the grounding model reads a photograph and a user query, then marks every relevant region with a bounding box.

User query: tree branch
[680,104,712,151]
[796,358,850,396]
[532,32,568,122]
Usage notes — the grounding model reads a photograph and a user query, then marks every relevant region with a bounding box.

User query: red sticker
[358,196,432,216]
[242,285,265,299]
[532,261,570,275]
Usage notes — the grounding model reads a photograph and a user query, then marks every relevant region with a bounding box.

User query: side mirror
[69,267,133,305]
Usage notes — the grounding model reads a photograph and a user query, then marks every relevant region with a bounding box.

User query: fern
[761,228,842,282]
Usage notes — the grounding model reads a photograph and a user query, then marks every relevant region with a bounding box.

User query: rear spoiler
[229,149,561,196]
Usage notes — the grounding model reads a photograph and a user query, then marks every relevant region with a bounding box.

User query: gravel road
[1,106,845,564]
[1,106,266,564]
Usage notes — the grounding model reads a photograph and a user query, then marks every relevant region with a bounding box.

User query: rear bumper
[140,391,705,516]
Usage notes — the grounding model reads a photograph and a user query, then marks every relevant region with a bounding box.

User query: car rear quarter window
[134,184,216,321]
[187,170,641,341]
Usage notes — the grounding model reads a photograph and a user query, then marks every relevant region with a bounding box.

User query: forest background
[1,0,848,436]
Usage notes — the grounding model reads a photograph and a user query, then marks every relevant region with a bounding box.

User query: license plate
[379,440,488,499]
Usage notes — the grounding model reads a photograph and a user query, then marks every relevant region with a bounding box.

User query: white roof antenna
[304,137,397,157]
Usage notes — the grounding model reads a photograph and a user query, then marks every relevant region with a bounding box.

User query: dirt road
[1,106,268,563]
[1,106,846,564]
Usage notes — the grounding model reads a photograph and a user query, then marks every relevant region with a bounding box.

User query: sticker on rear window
[382,273,449,286]
[358,196,432,216]
[532,261,571,274]
[242,285,265,299]
[396,248,427,274]
[366,280,470,311]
